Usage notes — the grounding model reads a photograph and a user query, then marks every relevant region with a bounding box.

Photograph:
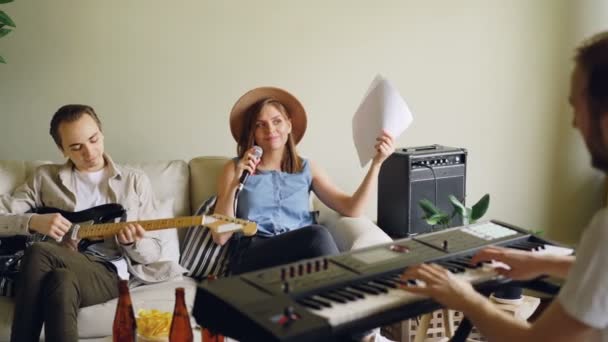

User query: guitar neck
[77,216,203,239]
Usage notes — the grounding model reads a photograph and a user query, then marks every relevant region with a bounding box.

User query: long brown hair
[236,98,303,173]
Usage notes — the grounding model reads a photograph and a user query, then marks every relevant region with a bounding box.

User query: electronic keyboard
[192,220,573,342]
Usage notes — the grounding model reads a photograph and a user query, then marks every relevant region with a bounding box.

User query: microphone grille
[252,146,263,159]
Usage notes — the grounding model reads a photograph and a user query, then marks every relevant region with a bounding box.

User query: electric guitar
[1,203,256,274]
[32,204,258,241]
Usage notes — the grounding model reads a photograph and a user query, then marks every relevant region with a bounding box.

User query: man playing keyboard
[402,31,608,342]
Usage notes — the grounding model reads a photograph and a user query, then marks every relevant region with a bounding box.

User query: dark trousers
[11,242,119,342]
[229,224,340,275]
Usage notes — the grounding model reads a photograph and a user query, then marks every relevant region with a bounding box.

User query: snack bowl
[134,299,174,342]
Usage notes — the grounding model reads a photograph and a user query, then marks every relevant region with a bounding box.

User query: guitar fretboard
[77,216,203,239]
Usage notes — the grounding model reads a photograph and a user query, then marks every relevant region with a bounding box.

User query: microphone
[238,146,263,190]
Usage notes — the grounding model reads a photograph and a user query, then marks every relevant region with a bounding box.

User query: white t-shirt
[559,208,608,342]
[73,168,130,280]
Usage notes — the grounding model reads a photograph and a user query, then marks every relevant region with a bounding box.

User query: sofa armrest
[313,196,392,252]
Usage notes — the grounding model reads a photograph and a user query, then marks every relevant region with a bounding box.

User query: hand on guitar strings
[116,223,146,246]
[29,213,72,241]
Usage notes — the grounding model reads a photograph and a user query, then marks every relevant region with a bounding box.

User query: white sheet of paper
[352,75,413,166]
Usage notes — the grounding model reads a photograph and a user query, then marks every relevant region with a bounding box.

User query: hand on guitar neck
[28,204,257,251]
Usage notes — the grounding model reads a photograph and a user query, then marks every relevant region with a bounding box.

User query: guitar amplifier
[378,145,467,238]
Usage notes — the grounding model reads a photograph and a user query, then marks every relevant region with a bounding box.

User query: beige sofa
[0,156,392,341]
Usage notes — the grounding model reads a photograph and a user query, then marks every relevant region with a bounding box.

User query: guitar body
[36,204,128,250]
[0,235,30,256]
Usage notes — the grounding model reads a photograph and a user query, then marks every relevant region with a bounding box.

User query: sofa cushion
[189,157,229,213]
[124,160,190,217]
[0,160,52,196]
[180,196,231,279]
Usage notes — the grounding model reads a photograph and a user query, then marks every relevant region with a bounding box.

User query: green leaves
[0,0,15,64]
[419,193,491,228]
[449,195,470,216]
[471,194,490,222]
[0,11,15,27]
[427,213,450,226]
[419,199,441,217]
[0,27,11,38]
[419,199,450,227]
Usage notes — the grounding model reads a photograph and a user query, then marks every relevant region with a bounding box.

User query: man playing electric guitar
[0,104,187,342]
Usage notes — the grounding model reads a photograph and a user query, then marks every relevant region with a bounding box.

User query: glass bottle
[169,287,194,342]
[202,328,225,342]
[113,280,137,342]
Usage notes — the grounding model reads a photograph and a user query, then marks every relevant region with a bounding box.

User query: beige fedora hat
[229,86,307,144]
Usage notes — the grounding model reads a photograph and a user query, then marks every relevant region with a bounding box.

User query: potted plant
[0,0,16,64]
[419,194,490,228]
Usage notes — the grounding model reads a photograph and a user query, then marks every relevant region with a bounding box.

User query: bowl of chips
[134,300,174,342]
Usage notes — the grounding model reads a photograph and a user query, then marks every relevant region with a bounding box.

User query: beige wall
[0,0,603,244]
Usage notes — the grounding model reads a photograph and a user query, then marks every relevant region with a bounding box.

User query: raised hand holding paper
[352,74,413,166]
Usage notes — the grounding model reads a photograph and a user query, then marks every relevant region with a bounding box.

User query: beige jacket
[0,154,187,283]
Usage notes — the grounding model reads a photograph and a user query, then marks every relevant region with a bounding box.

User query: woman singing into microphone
[212,86,395,275]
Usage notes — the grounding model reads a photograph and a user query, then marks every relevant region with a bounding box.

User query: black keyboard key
[382,278,402,287]
[318,292,348,304]
[309,296,332,308]
[297,299,322,310]
[331,289,358,301]
[352,284,381,295]
[365,282,389,293]
[512,241,535,250]
[523,241,545,251]
[436,262,462,274]
[448,259,474,269]
[343,288,365,299]
[373,279,398,289]
[439,261,466,273]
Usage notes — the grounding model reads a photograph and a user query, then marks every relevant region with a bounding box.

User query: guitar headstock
[210,214,257,236]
